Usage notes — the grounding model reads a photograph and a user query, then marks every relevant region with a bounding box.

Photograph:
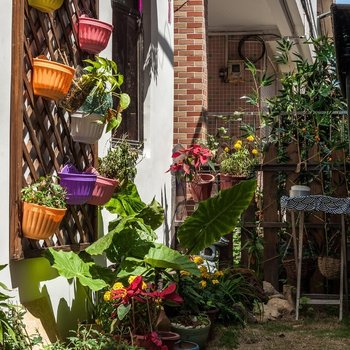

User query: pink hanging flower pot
[87,175,119,206]
[77,15,114,54]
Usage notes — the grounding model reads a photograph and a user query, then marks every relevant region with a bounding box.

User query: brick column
[174,0,208,146]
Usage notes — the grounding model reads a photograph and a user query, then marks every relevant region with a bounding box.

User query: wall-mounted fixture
[219,60,244,83]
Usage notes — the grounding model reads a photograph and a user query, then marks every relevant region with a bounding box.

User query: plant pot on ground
[21,176,67,240]
[32,56,75,101]
[77,15,113,54]
[170,315,211,349]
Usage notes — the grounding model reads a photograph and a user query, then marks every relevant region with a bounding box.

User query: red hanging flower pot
[77,15,113,54]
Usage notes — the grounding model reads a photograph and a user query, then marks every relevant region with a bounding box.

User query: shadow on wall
[10,258,88,340]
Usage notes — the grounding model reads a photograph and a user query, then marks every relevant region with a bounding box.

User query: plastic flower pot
[219,174,246,190]
[58,165,96,205]
[22,202,66,240]
[28,0,64,12]
[190,173,215,202]
[32,56,75,101]
[87,175,119,206]
[158,331,181,350]
[174,340,200,350]
[77,15,113,54]
[70,112,105,144]
[171,318,210,349]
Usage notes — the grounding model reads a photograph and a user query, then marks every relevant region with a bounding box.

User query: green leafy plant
[21,176,66,209]
[98,137,139,183]
[177,179,257,253]
[62,56,131,133]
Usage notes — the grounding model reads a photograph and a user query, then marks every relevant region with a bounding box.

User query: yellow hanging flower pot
[28,0,64,13]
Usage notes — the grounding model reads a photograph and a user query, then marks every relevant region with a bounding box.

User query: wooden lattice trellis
[10,0,100,260]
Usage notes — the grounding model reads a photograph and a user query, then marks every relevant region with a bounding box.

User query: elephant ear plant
[45,179,256,325]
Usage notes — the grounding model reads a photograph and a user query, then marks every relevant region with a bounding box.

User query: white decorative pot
[70,112,105,144]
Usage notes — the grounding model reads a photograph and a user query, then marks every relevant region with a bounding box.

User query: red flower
[147,283,183,304]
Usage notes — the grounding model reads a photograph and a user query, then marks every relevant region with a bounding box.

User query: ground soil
[207,315,350,350]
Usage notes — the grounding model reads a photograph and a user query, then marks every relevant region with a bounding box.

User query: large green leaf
[177,179,256,253]
[117,258,148,278]
[137,198,164,230]
[144,245,200,276]
[105,182,145,216]
[86,217,129,255]
[48,249,107,291]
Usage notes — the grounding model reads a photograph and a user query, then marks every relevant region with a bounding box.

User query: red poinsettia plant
[167,144,213,181]
[100,275,183,349]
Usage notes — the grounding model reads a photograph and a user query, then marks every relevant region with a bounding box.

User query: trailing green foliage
[21,176,66,209]
[178,179,257,253]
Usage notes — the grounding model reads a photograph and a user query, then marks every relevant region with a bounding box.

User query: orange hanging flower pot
[22,202,66,240]
[32,56,75,101]
[28,0,64,13]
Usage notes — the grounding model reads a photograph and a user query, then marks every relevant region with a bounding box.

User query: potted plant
[100,275,183,349]
[168,144,215,202]
[86,137,139,206]
[76,15,114,55]
[60,56,130,143]
[218,136,258,190]
[21,176,67,240]
[170,314,210,349]
[58,164,97,205]
[28,0,64,13]
[32,56,75,101]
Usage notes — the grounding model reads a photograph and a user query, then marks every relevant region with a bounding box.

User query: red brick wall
[173,0,208,146]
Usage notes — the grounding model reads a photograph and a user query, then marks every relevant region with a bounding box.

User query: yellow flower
[224,147,230,153]
[128,275,137,285]
[112,282,124,290]
[214,270,224,277]
[202,272,211,279]
[142,281,148,290]
[193,256,204,265]
[246,135,255,142]
[200,280,207,288]
[199,266,208,274]
[180,270,191,276]
[236,140,242,144]
[252,149,259,156]
[103,291,111,302]
[233,143,242,150]
[212,279,220,285]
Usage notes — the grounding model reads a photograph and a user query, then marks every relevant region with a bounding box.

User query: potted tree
[21,176,67,240]
[60,56,130,144]
[87,137,140,205]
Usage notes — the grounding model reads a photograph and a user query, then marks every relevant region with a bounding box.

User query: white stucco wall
[0,0,173,341]
[100,0,174,245]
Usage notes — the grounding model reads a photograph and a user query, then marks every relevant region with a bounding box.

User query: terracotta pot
[158,331,181,350]
[190,173,215,202]
[219,174,246,190]
[22,202,66,240]
[32,57,75,100]
[205,308,219,340]
[87,175,119,206]
[28,0,64,12]
[77,16,114,54]
[70,112,105,144]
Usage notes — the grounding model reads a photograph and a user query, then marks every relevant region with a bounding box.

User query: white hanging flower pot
[70,112,105,144]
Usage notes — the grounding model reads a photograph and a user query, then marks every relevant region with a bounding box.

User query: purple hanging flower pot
[58,164,96,205]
